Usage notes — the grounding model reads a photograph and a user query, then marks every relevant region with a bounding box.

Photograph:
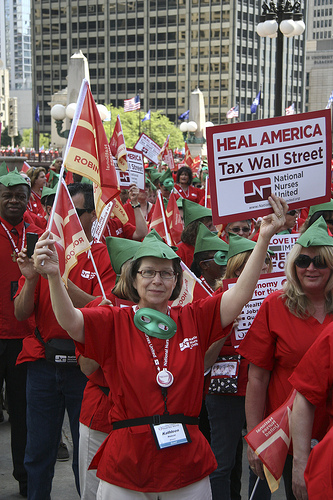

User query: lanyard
[1,222,25,262]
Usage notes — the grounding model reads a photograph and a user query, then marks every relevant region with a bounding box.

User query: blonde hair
[214,250,273,290]
[26,167,46,188]
[282,244,333,317]
[112,260,133,299]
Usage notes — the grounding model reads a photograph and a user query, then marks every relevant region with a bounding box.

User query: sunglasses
[295,254,328,269]
[230,226,251,233]
[75,208,93,217]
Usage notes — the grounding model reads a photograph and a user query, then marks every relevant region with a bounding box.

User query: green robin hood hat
[41,185,57,204]
[133,231,180,261]
[150,170,162,185]
[105,237,141,278]
[296,216,333,247]
[182,198,212,227]
[159,168,174,192]
[227,233,257,260]
[0,161,9,177]
[194,222,229,255]
[308,199,333,217]
[192,177,201,185]
[0,170,30,188]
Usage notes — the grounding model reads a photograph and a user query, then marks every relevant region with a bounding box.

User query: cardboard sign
[223,272,286,346]
[115,148,144,190]
[269,233,300,272]
[134,133,162,164]
[207,110,332,224]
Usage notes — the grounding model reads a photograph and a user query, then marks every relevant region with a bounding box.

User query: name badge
[151,423,191,450]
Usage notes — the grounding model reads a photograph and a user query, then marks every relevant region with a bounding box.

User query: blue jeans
[24,359,87,500]
[206,394,245,500]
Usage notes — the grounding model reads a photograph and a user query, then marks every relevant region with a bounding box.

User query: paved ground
[0,410,286,499]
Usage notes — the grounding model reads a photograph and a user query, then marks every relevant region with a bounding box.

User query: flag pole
[157,190,172,246]
[88,249,107,300]
[180,261,213,297]
[138,89,141,137]
[205,175,208,208]
[249,477,260,500]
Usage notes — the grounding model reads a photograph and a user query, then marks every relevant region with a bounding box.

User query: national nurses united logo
[244,178,272,204]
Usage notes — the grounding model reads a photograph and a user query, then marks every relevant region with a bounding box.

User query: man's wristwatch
[131,202,141,209]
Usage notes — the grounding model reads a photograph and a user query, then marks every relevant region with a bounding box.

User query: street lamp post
[50,103,109,139]
[256,1,305,117]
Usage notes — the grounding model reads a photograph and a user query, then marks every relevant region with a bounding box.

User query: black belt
[112,414,199,430]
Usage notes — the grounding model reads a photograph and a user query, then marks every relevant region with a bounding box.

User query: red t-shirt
[174,184,204,204]
[27,190,45,217]
[124,201,153,226]
[237,290,331,440]
[104,218,136,239]
[0,216,42,339]
[16,241,116,363]
[176,241,194,268]
[304,426,333,499]
[23,209,47,230]
[76,294,229,492]
[79,294,134,434]
[289,323,333,428]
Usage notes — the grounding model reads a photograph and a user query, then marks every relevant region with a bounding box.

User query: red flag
[245,389,296,492]
[63,79,119,218]
[149,191,170,243]
[184,142,193,168]
[166,192,183,245]
[191,155,201,175]
[157,135,170,164]
[109,115,128,172]
[21,161,30,173]
[47,180,90,286]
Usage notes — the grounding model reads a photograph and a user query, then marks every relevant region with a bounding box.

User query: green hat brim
[182,198,212,227]
[133,232,180,261]
[105,237,141,275]
[0,171,31,188]
[308,199,333,217]
[194,222,229,255]
[296,216,333,247]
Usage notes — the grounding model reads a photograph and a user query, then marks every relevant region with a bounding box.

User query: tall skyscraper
[32,0,306,137]
[305,0,333,112]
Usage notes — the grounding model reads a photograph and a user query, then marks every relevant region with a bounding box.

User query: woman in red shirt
[32,195,287,499]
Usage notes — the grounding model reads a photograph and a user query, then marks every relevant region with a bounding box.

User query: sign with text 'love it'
[206,110,332,224]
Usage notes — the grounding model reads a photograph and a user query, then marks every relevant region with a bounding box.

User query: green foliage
[21,129,51,149]
[103,107,184,150]
[0,126,22,147]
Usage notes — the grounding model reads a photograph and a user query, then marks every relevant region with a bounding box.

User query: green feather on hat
[296,216,333,247]
[133,231,180,261]
[182,198,212,227]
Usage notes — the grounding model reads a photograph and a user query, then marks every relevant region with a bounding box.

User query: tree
[103,107,184,150]
[0,126,22,147]
[21,128,51,150]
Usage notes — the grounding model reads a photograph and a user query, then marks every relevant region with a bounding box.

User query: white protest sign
[223,272,286,346]
[134,133,161,164]
[269,233,300,273]
[114,148,144,190]
[207,110,332,224]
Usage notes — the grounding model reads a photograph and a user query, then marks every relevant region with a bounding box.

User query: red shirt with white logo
[0,216,42,339]
[76,294,230,492]
[174,184,204,204]
[16,241,116,363]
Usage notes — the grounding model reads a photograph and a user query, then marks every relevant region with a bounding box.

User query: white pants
[96,476,212,500]
[79,422,108,500]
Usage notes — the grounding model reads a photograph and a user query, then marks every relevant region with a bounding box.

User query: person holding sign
[238,217,333,500]
[205,234,272,500]
[31,195,287,500]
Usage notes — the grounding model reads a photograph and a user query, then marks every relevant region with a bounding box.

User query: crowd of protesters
[0,154,333,500]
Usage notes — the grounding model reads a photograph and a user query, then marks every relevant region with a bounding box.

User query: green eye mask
[214,251,228,266]
[134,308,177,339]
[163,178,174,192]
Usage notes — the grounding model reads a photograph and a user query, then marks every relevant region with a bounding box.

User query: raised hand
[259,194,288,242]
[33,231,60,278]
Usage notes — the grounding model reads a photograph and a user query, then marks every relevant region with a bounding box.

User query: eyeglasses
[287,210,299,216]
[229,226,251,233]
[75,208,93,217]
[137,269,177,280]
[295,254,328,269]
